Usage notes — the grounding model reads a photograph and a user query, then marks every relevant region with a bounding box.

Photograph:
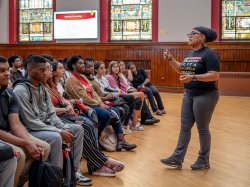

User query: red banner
[56,12,95,20]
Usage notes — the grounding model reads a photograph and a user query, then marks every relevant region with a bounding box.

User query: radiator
[219,72,250,96]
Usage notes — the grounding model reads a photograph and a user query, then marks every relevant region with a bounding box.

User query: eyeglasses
[187,31,201,37]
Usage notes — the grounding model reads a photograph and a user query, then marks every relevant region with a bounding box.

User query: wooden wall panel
[0,42,250,93]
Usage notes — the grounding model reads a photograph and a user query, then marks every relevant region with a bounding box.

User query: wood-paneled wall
[1,42,250,92]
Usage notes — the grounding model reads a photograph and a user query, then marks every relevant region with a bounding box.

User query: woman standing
[161,26,220,170]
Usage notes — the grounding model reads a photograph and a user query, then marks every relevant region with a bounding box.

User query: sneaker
[162,109,166,114]
[155,109,163,116]
[191,159,210,170]
[141,117,160,125]
[130,123,144,131]
[75,171,92,186]
[160,156,182,169]
[122,126,132,135]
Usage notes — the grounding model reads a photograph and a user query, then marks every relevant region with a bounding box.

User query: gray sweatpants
[30,123,84,170]
[0,157,17,187]
[173,90,219,162]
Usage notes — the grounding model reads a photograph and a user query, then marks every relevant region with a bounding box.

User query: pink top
[105,74,127,94]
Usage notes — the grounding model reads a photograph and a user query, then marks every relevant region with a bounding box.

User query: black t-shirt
[131,68,152,88]
[0,88,19,131]
[181,47,220,95]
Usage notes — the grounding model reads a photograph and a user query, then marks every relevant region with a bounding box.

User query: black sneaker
[160,156,182,169]
[142,117,160,125]
[191,159,210,170]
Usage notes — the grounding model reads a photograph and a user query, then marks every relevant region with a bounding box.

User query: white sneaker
[122,126,132,135]
[75,171,92,186]
[130,123,144,131]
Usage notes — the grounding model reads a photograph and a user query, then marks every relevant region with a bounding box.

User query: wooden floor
[79,93,250,187]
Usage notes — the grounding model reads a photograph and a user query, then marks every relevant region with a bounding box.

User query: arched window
[221,0,250,40]
[110,0,152,41]
[18,0,53,42]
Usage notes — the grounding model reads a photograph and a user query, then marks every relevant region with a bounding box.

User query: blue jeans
[90,105,111,137]
[141,100,154,122]
[145,85,164,112]
[173,90,219,162]
[109,106,123,135]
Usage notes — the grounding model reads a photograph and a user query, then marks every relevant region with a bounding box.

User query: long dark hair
[94,61,105,75]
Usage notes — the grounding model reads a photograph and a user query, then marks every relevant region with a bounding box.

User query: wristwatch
[192,75,197,81]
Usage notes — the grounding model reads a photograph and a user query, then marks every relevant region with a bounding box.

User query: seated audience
[118,60,160,124]
[127,62,166,115]
[65,55,137,151]
[94,61,131,134]
[105,61,144,130]
[12,55,92,186]
[0,56,50,187]
[106,61,160,127]
[45,60,125,176]
[82,60,137,150]
[8,55,24,84]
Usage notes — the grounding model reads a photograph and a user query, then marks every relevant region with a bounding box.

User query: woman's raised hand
[163,49,173,61]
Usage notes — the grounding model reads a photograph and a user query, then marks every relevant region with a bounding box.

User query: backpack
[62,144,76,187]
[29,156,63,187]
[0,141,14,162]
[12,79,48,104]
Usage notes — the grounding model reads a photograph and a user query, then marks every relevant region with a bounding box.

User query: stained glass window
[110,0,152,41]
[222,0,250,40]
[18,0,53,42]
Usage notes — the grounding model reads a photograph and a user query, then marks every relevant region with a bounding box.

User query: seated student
[12,55,92,186]
[41,54,55,62]
[127,62,166,115]
[44,60,124,177]
[106,61,160,128]
[8,54,24,84]
[0,56,50,187]
[65,55,111,137]
[65,55,136,151]
[43,60,93,126]
[58,57,71,86]
[105,61,144,130]
[0,141,17,187]
[82,60,137,150]
[94,61,131,134]
[118,61,161,124]
[84,60,128,123]
[118,61,160,124]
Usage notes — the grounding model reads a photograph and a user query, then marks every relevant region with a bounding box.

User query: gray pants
[173,90,219,162]
[0,157,17,187]
[30,123,84,170]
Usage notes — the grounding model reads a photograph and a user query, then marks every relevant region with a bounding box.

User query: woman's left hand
[179,74,192,83]
[66,104,74,115]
